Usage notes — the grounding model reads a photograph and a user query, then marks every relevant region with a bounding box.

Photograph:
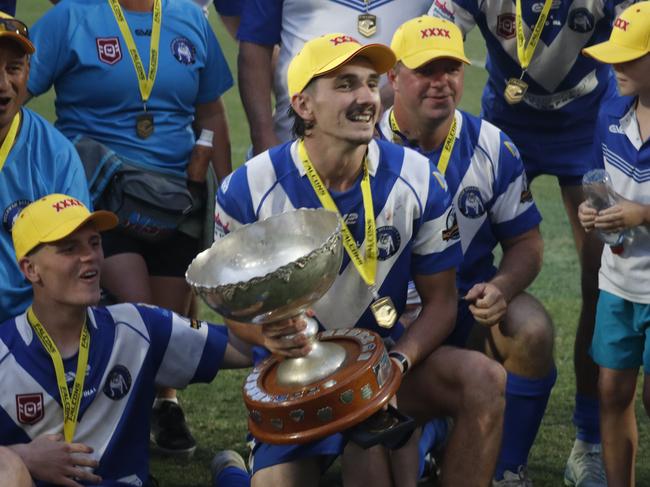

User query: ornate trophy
[186,209,402,444]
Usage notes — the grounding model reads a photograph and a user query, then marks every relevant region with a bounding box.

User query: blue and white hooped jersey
[377,109,542,294]
[214,139,462,335]
[593,96,650,304]
[237,0,433,144]
[0,303,228,486]
[0,108,90,324]
[429,0,633,140]
[28,0,233,176]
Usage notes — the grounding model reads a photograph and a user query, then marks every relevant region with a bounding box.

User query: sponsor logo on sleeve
[16,393,44,425]
[171,37,196,65]
[96,37,123,65]
[568,8,595,33]
[442,206,460,241]
[520,172,533,203]
[214,212,231,238]
[431,0,456,21]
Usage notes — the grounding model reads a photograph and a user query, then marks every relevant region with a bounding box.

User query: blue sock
[214,466,250,487]
[417,418,450,478]
[494,368,557,480]
[573,393,601,444]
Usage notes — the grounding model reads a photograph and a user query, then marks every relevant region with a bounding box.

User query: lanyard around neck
[389,108,457,176]
[515,0,553,70]
[298,139,377,287]
[27,307,90,443]
[108,0,162,107]
[0,111,20,172]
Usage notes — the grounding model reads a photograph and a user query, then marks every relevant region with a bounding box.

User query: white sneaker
[492,466,533,486]
[564,440,607,487]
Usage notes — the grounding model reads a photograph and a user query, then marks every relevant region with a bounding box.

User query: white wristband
[196,129,214,148]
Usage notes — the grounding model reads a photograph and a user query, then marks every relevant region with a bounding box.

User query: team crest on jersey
[103,365,132,400]
[16,393,44,425]
[96,37,122,65]
[3,199,30,233]
[568,8,595,33]
[442,206,460,241]
[171,37,196,65]
[497,13,516,39]
[458,187,486,218]
[376,226,401,260]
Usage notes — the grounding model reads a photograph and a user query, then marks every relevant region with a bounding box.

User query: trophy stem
[275,316,347,388]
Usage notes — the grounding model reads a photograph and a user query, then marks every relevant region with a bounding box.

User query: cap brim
[40,210,118,245]
[582,42,647,64]
[0,32,35,54]
[316,43,397,79]
[401,49,471,69]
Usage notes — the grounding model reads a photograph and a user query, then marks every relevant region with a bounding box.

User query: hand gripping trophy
[186,209,404,445]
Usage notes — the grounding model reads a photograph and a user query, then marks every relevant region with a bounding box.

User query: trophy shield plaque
[186,209,402,444]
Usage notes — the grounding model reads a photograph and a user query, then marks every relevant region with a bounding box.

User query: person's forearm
[224,317,266,348]
[238,42,279,154]
[208,100,232,181]
[491,230,543,303]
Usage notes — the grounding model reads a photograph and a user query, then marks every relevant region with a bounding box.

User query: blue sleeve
[490,134,542,241]
[53,137,92,209]
[592,106,607,171]
[214,0,241,16]
[28,3,75,96]
[136,304,229,387]
[197,14,233,104]
[0,0,15,15]
[411,164,463,276]
[214,165,257,238]
[237,0,283,45]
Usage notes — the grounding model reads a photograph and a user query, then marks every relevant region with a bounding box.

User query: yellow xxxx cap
[582,2,650,64]
[0,11,35,54]
[12,194,118,261]
[287,33,396,96]
[391,16,470,68]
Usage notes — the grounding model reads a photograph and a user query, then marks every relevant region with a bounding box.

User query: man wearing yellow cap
[214,33,505,486]
[0,194,252,486]
[375,16,556,486]
[579,3,650,485]
[0,12,91,324]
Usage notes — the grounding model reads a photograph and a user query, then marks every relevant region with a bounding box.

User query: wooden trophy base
[243,328,402,444]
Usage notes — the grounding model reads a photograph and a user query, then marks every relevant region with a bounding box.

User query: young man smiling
[0,194,252,487]
[214,34,505,487]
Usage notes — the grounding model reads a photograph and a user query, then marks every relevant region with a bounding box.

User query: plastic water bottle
[582,169,626,254]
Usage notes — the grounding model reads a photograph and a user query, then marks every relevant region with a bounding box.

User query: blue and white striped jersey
[377,109,542,294]
[0,304,229,486]
[594,96,650,304]
[429,0,633,140]
[214,139,462,335]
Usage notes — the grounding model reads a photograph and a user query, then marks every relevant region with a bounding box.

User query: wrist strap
[388,351,410,376]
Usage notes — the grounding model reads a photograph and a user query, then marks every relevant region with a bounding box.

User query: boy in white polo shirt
[580,2,650,484]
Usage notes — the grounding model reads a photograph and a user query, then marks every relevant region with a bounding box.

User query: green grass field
[16,2,650,485]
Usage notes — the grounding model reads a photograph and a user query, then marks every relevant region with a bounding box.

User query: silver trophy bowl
[186,208,346,387]
[186,208,343,324]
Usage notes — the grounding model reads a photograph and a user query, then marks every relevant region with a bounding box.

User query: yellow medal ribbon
[389,108,457,176]
[515,0,553,71]
[0,111,21,172]
[298,140,377,287]
[27,307,90,443]
[108,0,162,106]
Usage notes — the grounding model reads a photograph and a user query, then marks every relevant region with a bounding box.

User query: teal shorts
[591,290,650,373]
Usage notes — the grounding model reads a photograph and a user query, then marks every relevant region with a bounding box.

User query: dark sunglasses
[0,18,29,39]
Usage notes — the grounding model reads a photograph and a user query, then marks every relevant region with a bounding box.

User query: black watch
[388,351,410,376]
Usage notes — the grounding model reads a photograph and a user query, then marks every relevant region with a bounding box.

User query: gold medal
[504,77,528,105]
[358,13,377,37]
[136,113,154,139]
[371,296,397,329]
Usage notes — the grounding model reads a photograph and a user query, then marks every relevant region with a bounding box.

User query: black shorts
[101,229,200,278]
